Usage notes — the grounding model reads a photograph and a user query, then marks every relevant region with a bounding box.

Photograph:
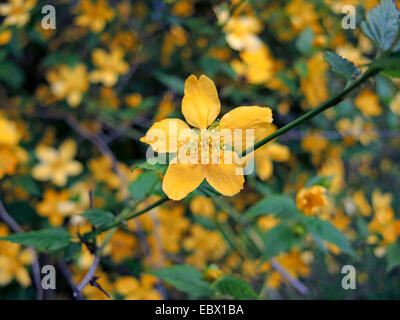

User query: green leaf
[361,0,400,51]
[151,265,213,298]
[372,52,400,78]
[63,242,82,261]
[82,209,116,228]
[296,27,314,55]
[0,228,70,252]
[324,51,360,79]
[0,61,24,88]
[305,175,333,188]
[153,71,184,94]
[133,160,168,175]
[128,172,160,201]
[261,223,303,260]
[302,216,356,257]
[213,275,259,300]
[243,194,297,221]
[386,242,400,272]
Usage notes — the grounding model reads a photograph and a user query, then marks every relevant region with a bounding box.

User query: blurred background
[0,0,400,300]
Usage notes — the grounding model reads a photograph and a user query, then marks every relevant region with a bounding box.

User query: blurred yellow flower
[75,0,114,33]
[0,224,33,287]
[368,190,400,245]
[183,224,227,268]
[141,74,273,200]
[231,45,275,85]
[125,93,142,108]
[115,275,162,300]
[224,16,263,52]
[89,48,129,87]
[0,30,12,45]
[300,53,328,108]
[253,140,290,181]
[0,0,36,27]
[47,64,89,107]
[390,91,400,115]
[352,190,372,216]
[296,185,327,216]
[36,189,75,226]
[190,196,215,217]
[32,139,83,187]
[0,114,20,145]
[354,89,382,117]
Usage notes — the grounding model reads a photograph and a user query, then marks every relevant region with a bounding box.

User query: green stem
[241,67,380,157]
[98,197,169,234]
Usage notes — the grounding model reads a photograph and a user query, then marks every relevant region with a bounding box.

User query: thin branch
[0,201,44,300]
[270,260,309,296]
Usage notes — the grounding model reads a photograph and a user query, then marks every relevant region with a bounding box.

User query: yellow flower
[253,138,290,181]
[301,132,328,155]
[354,89,382,117]
[0,29,12,45]
[368,190,400,245]
[114,275,162,300]
[125,93,142,108]
[89,48,129,87]
[0,0,36,27]
[352,190,372,216]
[32,139,83,187]
[157,204,190,254]
[0,114,20,145]
[285,0,321,34]
[190,196,215,217]
[155,92,175,121]
[108,231,137,263]
[390,91,400,115]
[224,16,263,52]
[258,214,280,231]
[140,74,273,200]
[36,189,75,226]
[231,45,275,85]
[300,53,328,108]
[183,224,227,268]
[75,0,114,33]
[0,224,32,287]
[88,156,120,189]
[265,249,311,289]
[47,64,89,107]
[296,185,327,216]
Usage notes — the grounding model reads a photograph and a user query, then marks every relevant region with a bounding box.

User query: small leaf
[243,194,297,221]
[296,27,314,55]
[305,175,333,188]
[153,71,184,94]
[213,275,259,300]
[386,242,400,272]
[324,51,360,79]
[82,209,115,228]
[0,228,70,252]
[0,61,24,88]
[151,265,213,298]
[360,0,400,52]
[302,216,356,257]
[261,223,303,260]
[133,160,168,175]
[128,172,160,201]
[63,242,82,261]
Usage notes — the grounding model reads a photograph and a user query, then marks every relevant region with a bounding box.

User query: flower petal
[220,106,273,151]
[162,159,205,200]
[182,75,221,129]
[205,150,244,196]
[140,118,190,153]
[59,139,77,160]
